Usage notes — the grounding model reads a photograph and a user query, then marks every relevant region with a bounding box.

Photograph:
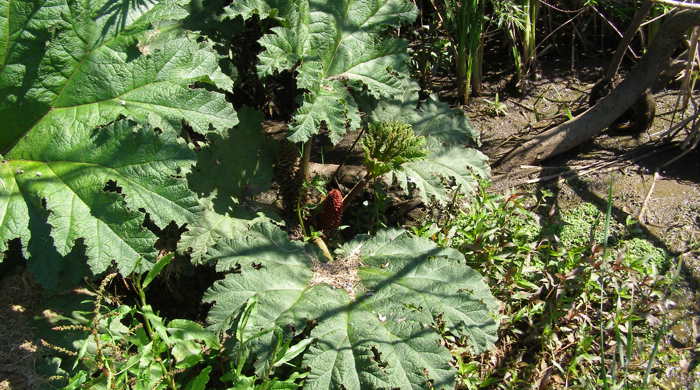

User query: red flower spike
[318,189,344,232]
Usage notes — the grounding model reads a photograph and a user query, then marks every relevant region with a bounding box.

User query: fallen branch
[496,9,700,172]
[650,107,700,138]
[663,125,700,166]
[308,162,367,185]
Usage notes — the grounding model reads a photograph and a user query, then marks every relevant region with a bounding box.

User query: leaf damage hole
[309,252,362,299]
[155,221,187,252]
[103,180,123,194]
[370,345,388,369]
[181,122,207,151]
[422,368,435,388]
[141,214,187,253]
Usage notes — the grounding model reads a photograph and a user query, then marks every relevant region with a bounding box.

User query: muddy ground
[0,272,41,390]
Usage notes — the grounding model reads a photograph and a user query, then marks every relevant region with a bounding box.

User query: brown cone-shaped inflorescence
[317,189,344,232]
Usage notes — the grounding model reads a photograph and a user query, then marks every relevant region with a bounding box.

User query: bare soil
[447,59,699,253]
[0,270,41,390]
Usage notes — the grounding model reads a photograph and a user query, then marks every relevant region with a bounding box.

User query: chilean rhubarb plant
[228,0,489,201]
[2,0,500,387]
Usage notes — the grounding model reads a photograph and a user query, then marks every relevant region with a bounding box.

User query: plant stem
[297,195,306,236]
[507,26,523,82]
[312,236,333,262]
[522,0,539,73]
[296,139,313,234]
[455,1,469,104]
[300,139,312,182]
[134,278,177,390]
[158,359,178,390]
[471,0,485,95]
[455,0,482,104]
[133,278,157,345]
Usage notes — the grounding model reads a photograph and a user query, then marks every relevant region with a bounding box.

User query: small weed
[564,106,574,120]
[42,256,307,389]
[482,93,508,117]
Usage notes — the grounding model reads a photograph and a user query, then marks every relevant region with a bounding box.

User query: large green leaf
[228,0,417,144]
[1,0,236,153]
[204,222,317,331]
[347,230,500,352]
[0,120,198,275]
[176,200,244,265]
[395,147,489,204]
[179,107,278,264]
[204,222,499,389]
[188,107,277,214]
[0,0,237,276]
[225,0,296,20]
[304,306,454,390]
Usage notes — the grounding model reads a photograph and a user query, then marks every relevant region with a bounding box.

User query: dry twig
[653,0,700,10]
[638,170,659,223]
[502,145,674,186]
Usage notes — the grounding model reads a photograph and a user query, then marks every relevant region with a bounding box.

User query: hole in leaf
[181,122,207,150]
[155,221,187,253]
[403,303,423,312]
[370,346,388,369]
[457,287,474,294]
[422,369,435,387]
[103,180,123,194]
[141,214,187,253]
[0,239,26,276]
[124,44,140,62]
